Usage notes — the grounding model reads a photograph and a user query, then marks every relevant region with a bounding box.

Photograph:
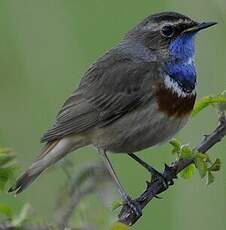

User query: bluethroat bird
[9,11,216,216]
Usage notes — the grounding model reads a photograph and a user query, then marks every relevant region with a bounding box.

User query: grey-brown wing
[41,55,157,143]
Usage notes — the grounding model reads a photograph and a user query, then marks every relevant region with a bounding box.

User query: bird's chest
[156,75,196,117]
[92,76,196,153]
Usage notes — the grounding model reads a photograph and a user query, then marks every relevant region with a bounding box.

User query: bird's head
[123,12,216,94]
[125,11,217,62]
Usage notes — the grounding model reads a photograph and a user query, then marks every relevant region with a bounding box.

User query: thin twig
[118,113,226,226]
[0,225,87,230]
[55,163,112,229]
[0,163,111,230]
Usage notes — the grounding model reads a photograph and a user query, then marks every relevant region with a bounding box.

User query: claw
[128,153,174,191]
[148,167,169,189]
[124,197,142,218]
[146,180,151,186]
[154,194,162,199]
[164,163,171,172]
[164,163,177,180]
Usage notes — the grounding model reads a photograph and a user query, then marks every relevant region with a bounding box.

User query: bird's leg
[98,148,142,218]
[128,153,172,188]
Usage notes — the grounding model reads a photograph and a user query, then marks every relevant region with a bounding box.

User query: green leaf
[169,139,181,149]
[0,204,13,218]
[209,158,221,172]
[192,95,226,117]
[179,163,196,179]
[195,157,208,178]
[0,172,8,191]
[111,222,129,230]
[112,199,123,211]
[0,166,17,191]
[0,147,10,155]
[195,152,209,161]
[180,145,193,159]
[0,152,13,166]
[207,171,215,185]
[0,147,17,192]
[169,139,181,155]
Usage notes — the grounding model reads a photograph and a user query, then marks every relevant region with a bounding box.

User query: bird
[9,11,216,217]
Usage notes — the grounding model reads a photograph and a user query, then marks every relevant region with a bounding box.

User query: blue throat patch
[165,32,197,93]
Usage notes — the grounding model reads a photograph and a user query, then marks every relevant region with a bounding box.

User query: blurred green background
[0,0,226,229]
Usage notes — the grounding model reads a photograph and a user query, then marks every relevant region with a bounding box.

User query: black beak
[184,21,217,33]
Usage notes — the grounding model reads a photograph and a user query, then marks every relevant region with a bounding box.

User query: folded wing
[41,53,156,143]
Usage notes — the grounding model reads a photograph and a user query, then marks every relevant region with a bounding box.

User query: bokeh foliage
[0,0,226,229]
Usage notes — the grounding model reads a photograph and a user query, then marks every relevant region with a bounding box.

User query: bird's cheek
[144,32,162,49]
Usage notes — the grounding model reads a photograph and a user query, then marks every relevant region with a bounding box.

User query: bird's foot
[121,196,142,219]
[148,165,170,189]
[164,163,177,185]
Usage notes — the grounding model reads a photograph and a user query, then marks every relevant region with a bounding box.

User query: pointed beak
[184,21,217,33]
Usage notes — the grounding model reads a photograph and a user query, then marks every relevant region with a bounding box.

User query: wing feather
[41,52,157,143]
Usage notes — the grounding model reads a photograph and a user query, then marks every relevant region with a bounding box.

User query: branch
[55,162,112,229]
[118,113,226,226]
[0,163,112,230]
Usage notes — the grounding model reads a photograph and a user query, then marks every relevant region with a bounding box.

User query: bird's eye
[161,25,174,37]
